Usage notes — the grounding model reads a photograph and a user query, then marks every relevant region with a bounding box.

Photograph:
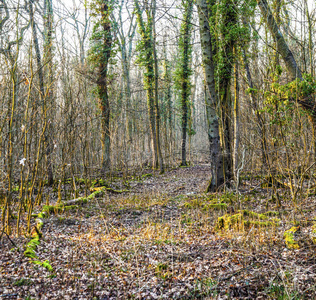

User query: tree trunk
[196,0,223,191]
[44,0,54,185]
[257,0,302,81]
[177,0,193,167]
[242,47,268,167]
[218,0,238,181]
[29,0,54,184]
[162,35,173,165]
[152,0,164,173]
[97,1,112,174]
[233,47,239,179]
[257,0,316,127]
[134,0,158,169]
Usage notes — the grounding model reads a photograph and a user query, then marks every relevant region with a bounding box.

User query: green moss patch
[13,278,33,286]
[216,210,280,231]
[141,173,153,179]
[203,203,228,211]
[24,237,40,259]
[184,198,204,209]
[185,196,230,211]
[33,260,53,272]
[42,204,78,214]
[284,226,300,249]
[263,211,280,217]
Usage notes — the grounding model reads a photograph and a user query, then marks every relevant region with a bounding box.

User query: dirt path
[127,164,211,196]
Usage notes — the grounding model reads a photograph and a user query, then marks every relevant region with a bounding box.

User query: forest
[0,0,316,298]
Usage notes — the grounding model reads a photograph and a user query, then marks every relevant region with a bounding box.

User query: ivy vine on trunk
[174,0,194,167]
[89,0,113,174]
[134,0,163,171]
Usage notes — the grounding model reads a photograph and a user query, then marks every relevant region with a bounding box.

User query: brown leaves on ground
[1,164,316,299]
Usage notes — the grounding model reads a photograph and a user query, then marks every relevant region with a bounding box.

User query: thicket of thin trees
[0,0,316,234]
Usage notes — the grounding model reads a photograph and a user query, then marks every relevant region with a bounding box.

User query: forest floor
[0,164,316,299]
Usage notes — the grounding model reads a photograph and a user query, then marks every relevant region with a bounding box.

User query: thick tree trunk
[218,0,238,181]
[197,0,224,191]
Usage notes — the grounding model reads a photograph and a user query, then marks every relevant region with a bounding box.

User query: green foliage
[212,0,246,86]
[174,0,194,139]
[187,127,196,136]
[134,0,155,93]
[33,260,53,272]
[174,0,193,92]
[184,198,204,209]
[155,262,171,280]
[261,70,316,127]
[87,0,116,73]
[264,70,316,105]
[88,23,113,67]
[91,178,108,188]
[134,0,153,63]
[264,211,280,217]
[24,248,37,259]
[37,212,47,219]
[24,237,40,259]
[266,283,302,300]
[141,173,152,179]
[246,87,258,95]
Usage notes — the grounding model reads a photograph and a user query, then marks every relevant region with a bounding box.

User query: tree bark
[257,0,316,126]
[44,0,54,185]
[196,0,223,191]
[257,0,302,81]
[233,47,239,180]
[97,0,112,174]
[178,0,193,167]
[152,0,164,173]
[217,0,238,181]
[29,0,54,185]
[135,0,158,169]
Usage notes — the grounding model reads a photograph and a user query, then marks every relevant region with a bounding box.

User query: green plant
[13,278,32,286]
[284,226,300,249]
[33,260,53,272]
[266,283,302,300]
[155,262,171,280]
[191,278,218,297]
